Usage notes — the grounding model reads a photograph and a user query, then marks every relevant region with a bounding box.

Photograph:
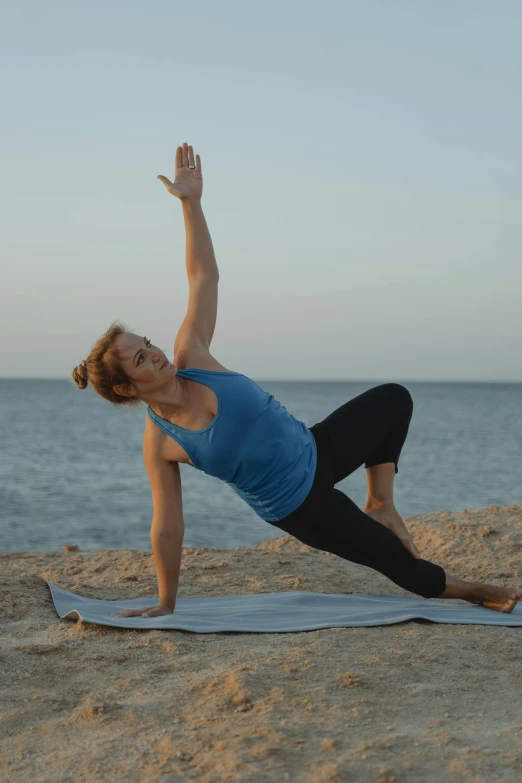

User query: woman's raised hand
[157,143,202,201]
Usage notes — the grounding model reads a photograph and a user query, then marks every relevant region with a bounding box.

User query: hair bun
[72,360,89,390]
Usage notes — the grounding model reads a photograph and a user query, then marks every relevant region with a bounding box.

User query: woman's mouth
[160,358,168,370]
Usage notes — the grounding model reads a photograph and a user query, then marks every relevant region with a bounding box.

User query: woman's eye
[139,338,152,364]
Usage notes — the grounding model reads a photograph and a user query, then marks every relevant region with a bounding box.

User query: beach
[1,501,521,782]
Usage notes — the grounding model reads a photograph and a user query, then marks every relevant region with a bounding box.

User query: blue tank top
[146,368,317,522]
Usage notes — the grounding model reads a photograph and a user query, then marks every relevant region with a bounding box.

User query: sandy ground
[1,501,521,783]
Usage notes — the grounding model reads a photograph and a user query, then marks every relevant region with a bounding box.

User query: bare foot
[472,585,522,613]
[362,503,421,559]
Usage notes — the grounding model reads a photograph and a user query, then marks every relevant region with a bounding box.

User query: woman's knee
[379,383,413,413]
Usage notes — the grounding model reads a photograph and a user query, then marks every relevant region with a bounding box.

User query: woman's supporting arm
[150,526,184,611]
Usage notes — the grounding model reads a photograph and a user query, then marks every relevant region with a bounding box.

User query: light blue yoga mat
[46,582,522,632]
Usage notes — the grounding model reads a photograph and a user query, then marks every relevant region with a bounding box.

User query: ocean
[0,379,520,556]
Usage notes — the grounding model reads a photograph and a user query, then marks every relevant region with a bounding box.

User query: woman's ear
[113,384,137,399]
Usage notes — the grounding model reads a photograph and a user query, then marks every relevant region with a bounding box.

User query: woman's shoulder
[175,344,236,373]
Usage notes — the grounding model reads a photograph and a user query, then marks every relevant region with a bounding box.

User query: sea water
[0,379,520,555]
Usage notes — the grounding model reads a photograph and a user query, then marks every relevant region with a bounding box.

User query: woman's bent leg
[310,383,413,483]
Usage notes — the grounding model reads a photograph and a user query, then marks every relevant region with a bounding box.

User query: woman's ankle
[439,572,478,601]
[363,498,395,513]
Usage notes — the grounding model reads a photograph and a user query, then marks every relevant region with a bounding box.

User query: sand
[1,502,521,782]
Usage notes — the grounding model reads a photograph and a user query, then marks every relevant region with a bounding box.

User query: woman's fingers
[179,142,195,168]
[175,143,199,172]
[176,145,183,172]
[112,603,173,618]
[113,608,152,617]
[175,143,189,173]
[157,175,173,189]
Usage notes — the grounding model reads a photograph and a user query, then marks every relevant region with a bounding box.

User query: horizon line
[0,377,521,384]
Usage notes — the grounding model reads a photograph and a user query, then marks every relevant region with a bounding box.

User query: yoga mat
[47,582,522,632]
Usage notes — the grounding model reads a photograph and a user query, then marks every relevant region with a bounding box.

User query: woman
[72,143,521,619]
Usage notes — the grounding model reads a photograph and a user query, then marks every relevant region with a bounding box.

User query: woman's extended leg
[283,386,522,611]
[274,437,447,600]
[275,480,522,611]
[285,484,447,599]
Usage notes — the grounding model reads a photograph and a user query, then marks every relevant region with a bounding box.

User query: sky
[2,0,521,381]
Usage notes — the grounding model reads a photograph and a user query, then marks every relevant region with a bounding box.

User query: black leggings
[273,383,446,599]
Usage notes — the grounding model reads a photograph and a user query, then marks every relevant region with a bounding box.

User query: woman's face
[112,332,174,399]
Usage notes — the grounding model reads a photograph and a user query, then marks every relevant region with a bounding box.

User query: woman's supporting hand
[112,602,174,618]
[157,142,202,201]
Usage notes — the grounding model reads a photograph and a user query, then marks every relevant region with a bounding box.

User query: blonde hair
[71,320,142,407]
